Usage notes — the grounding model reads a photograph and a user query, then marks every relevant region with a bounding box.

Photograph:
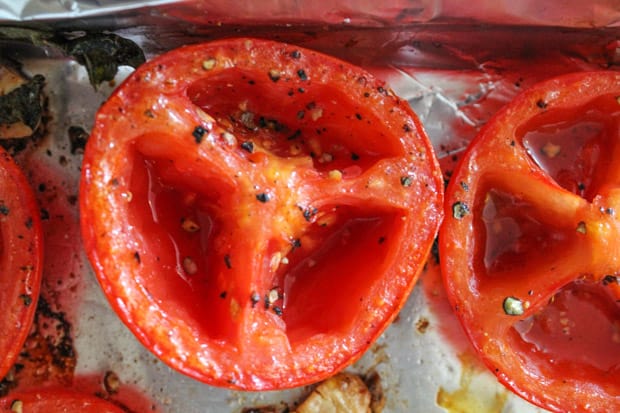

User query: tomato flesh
[441,71,620,412]
[514,281,620,376]
[80,38,443,390]
[520,93,619,201]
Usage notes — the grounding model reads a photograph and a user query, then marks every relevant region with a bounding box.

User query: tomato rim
[0,148,43,382]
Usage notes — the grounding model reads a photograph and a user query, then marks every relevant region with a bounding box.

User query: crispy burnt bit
[67,126,89,154]
[2,296,77,394]
[0,65,47,153]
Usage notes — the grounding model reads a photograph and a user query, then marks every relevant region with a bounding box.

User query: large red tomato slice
[440,71,620,412]
[79,37,443,390]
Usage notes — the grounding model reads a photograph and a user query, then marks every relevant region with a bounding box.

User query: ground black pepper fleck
[241,141,254,153]
[192,126,206,143]
[297,69,308,81]
[256,193,270,203]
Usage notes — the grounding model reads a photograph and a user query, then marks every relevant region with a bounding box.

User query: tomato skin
[440,71,620,412]
[0,388,126,412]
[80,38,443,390]
[0,148,43,382]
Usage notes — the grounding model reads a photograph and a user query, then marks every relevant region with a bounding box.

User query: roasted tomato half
[440,71,620,412]
[0,148,43,381]
[0,388,126,412]
[79,38,443,390]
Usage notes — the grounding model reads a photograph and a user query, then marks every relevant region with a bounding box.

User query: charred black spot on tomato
[536,99,548,109]
[256,193,270,203]
[602,275,618,285]
[452,201,469,219]
[192,126,206,143]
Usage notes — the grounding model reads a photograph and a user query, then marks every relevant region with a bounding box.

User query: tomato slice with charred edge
[0,388,126,412]
[80,38,443,390]
[0,148,43,382]
[440,71,620,412]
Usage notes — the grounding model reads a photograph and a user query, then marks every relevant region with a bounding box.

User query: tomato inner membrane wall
[512,281,620,382]
[520,94,620,201]
[127,148,404,351]
[186,68,402,175]
[279,208,402,346]
[479,189,573,274]
[127,153,238,342]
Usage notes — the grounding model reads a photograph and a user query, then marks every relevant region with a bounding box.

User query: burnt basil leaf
[0,27,145,88]
[62,33,145,88]
[0,74,45,129]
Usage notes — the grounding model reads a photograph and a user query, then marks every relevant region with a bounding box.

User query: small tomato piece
[80,38,443,390]
[440,71,620,412]
[0,148,43,381]
[0,388,126,412]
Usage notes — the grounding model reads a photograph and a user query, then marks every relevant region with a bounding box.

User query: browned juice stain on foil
[436,354,508,413]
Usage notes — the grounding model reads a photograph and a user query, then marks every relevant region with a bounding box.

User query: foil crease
[1,0,619,28]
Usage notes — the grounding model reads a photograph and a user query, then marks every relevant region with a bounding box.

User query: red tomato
[79,38,443,390]
[440,71,620,412]
[0,148,43,381]
[0,388,125,412]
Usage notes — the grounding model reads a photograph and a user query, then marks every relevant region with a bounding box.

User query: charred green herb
[0,74,44,131]
[0,27,145,88]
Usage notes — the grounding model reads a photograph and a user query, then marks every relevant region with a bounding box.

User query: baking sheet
[1,1,619,412]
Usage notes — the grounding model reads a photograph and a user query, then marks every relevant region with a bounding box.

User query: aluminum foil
[0,1,619,412]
